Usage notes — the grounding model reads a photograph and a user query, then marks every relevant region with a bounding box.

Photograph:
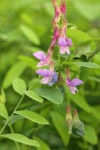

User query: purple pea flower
[36,69,58,86]
[66,77,83,94]
[49,72,58,86]
[58,37,72,54]
[33,51,51,67]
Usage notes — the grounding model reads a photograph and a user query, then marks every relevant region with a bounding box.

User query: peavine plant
[33,0,84,135]
[0,0,100,150]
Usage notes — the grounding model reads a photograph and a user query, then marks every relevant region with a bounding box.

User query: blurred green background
[0,0,100,150]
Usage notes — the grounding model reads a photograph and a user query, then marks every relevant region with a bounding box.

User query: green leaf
[7,115,24,125]
[83,125,98,145]
[67,29,92,44]
[50,112,69,145]
[36,87,63,105]
[88,77,100,83]
[19,55,37,70]
[79,111,97,124]
[0,133,39,147]
[12,78,26,95]
[69,93,92,113]
[72,0,100,21]
[73,62,100,68]
[0,89,6,103]
[3,62,27,89]
[62,62,99,69]
[34,137,51,150]
[92,107,100,122]
[25,90,43,103]
[20,24,40,45]
[0,103,8,119]
[15,110,49,125]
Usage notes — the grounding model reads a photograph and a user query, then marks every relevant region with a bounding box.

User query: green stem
[64,84,71,106]
[58,52,61,76]
[0,94,25,134]
[58,53,60,66]
[0,80,36,135]
[0,79,39,150]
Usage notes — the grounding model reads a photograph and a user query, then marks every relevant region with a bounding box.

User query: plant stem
[64,84,71,105]
[58,53,61,74]
[0,94,25,134]
[0,81,36,135]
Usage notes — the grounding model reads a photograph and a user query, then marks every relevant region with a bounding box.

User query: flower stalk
[33,0,83,93]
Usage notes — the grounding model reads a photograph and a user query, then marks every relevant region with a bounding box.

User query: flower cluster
[33,0,83,94]
[66,106,85,135]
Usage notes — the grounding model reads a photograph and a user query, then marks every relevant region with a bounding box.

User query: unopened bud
[60,0,66,15]
[73,109,85,136]
[52,0,61,27]
[65,106,73,134]
[50,26,59,48]
[49,61,55,72]
[66,69,71,78]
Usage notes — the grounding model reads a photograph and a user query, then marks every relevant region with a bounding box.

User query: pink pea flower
[33,51,51,67]
[58,37,72,54]
[36,69,58,86]
[66,77,83,94]
[58,19,73,54]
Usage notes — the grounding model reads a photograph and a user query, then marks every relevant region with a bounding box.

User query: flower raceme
[33,0,83,96]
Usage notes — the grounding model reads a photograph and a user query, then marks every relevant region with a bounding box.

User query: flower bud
[50,26,59,48]
[60,0,66,16]
[73,109,85,136]
[65,106,73,134]
[66,69,71,78]
[52,0,61,27]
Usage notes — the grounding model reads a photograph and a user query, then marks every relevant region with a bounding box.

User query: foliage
[0,0,100,150]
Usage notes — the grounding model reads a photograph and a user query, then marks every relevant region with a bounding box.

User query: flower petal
[66,38,73,46]
[65,46,70,54]
[48,72,58,86]
[36,69,53,77]
[71,78,83,86]
[41,76,52,84]
[70,87,78,94]
[36,53,51,67]
[60,46,66,54]
[58,37,68,46]
[33,51,46,60]
[66,78,72,86]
